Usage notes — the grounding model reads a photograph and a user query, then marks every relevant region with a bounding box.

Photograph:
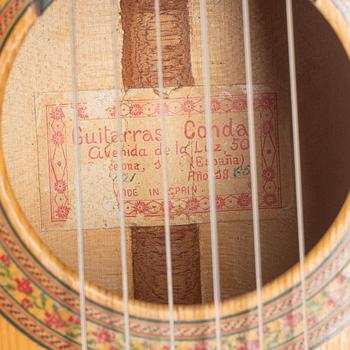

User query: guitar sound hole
[1,0,349,304]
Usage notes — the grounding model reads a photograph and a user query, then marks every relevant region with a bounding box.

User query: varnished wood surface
[0,315,44,350]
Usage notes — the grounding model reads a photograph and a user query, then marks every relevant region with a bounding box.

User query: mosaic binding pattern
[0,0,350,349]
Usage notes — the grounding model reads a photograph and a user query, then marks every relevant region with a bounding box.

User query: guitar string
[154,1,176,349]
[110,1,131,349]
[198,0,222,349]
[68,4,308,350]
[241,0,264,348]
[286,1,309,349]
[69,1,88,349]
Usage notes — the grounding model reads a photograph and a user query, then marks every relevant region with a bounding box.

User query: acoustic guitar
[0,0,349,349]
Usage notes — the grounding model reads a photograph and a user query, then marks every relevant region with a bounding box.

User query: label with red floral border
[35,85,282,230]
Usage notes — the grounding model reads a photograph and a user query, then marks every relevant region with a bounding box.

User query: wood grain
[0,315,44,350]
[120,0,194,89]
[132,224,201,304]
[121,0,199,305]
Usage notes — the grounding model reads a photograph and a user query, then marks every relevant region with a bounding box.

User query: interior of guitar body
[1,0,350,305]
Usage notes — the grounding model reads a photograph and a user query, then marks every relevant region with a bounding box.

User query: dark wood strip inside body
[131,225,201,304]
[120,0,194,89]
[122,0,199,304]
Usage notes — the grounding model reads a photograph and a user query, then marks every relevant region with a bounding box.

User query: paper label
[36,86,282,230]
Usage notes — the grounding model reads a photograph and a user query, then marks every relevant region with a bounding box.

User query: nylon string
[69,1,87,349]
[110,1,131,349]
[242,0,264,348]
[154,1,176,349]
[286,1,309,348]
[198,0,222,349]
